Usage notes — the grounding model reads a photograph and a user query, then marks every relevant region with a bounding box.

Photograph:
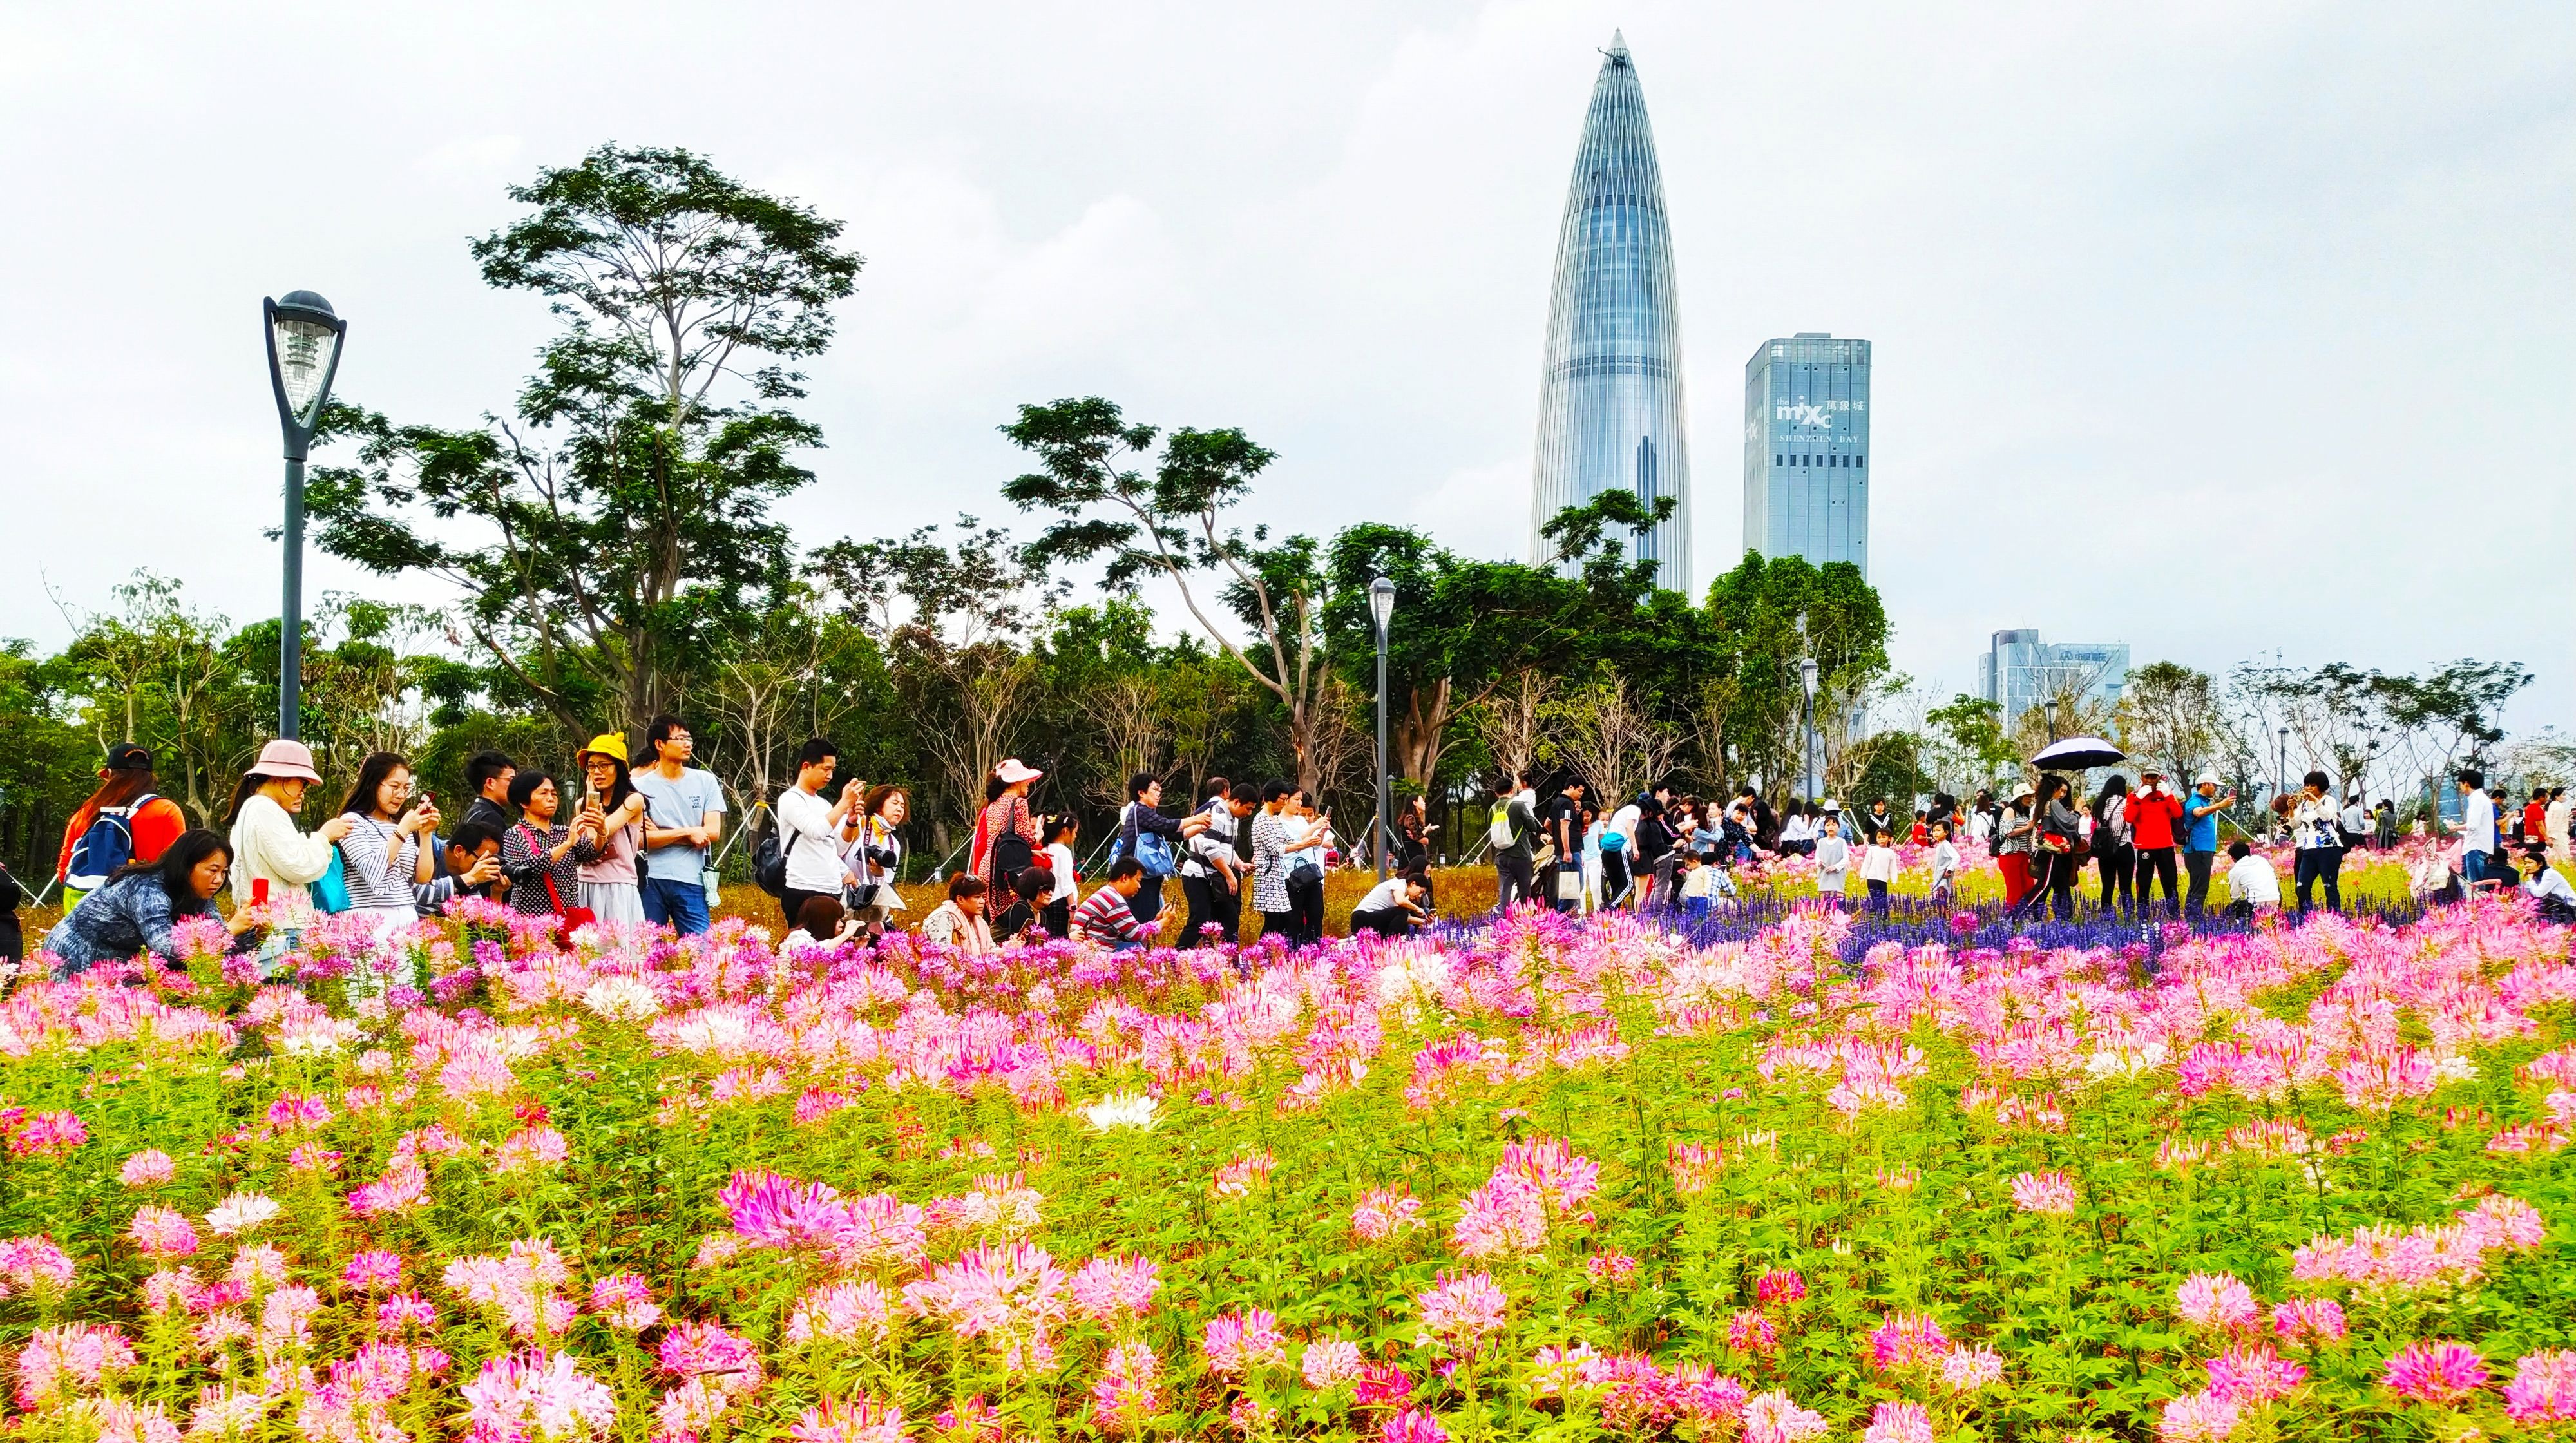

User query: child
[1909,810,1929,846]
[1676,849,1712,918]
[785,894,862,954]
[1813,816,1849,906]
[1350,867,1431,937]
[1040,816,1080,938]
[1860,826,1899,912]
[1928,820,1960,907]
[1073,857,1154,949]
[2224,840,2280,919]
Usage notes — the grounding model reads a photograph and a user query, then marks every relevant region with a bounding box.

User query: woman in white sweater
[225,740,353,912]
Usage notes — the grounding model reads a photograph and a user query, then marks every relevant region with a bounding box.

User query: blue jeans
[641,875,712,935]
[2463,849,2490,887]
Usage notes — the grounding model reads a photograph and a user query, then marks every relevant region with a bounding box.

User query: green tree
[1700,551,1889,799]
[309,145,863,736]
[1000,397,1341,792]
[1926,693,2018,795]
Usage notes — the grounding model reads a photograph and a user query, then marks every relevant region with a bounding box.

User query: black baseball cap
[102,742,153,774]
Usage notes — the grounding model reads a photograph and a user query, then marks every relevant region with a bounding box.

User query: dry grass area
[720,865,1503,944]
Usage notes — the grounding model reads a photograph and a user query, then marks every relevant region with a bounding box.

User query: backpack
[1488,798,1524,850]
[311,847,353,913]
[1117,805,1178,878]
[65,796,158,891]
[751,814,788,898]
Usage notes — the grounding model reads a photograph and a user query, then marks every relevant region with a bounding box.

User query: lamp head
[266,291,347,457]
[1367,575,1396,635]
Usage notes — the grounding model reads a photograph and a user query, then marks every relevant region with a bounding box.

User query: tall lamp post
[1369,577,1396,880]
[1798,657,1820,802]
[2276,725,2289,819]
[264,292,347,740]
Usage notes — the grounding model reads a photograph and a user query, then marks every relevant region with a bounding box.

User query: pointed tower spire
[1527,32,1690,594]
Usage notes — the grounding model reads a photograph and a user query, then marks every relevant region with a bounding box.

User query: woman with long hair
[2091,774,2133,917]
[2012,774,2082,922]
[225,740,354,911]
[970,761,1044,896]
[334,751,442,939]
[842,785,910,936]
[56,743,189,909]
[574,735,649,924]
[499,772,598,920]
[43,829,253,977]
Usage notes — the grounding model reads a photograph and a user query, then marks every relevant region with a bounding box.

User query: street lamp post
[1369,577,1397,881]
[1799,657,1820,802]
[2276,726,2289,818]
[264,292,347,740]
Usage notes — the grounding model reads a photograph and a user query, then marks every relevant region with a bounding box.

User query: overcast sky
[4,0,2568,731]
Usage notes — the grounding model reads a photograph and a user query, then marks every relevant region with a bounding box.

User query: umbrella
[2031,736,2126,770]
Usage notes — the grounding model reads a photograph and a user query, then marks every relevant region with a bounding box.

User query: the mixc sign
[1775,399,1866,430]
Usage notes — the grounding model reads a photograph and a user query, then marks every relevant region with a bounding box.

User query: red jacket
[2128,788,2185,850]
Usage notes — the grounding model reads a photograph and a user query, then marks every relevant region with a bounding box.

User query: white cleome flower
[1081,1092,1160,1133]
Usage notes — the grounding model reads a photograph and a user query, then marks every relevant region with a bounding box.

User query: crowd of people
[15,726,2576,979]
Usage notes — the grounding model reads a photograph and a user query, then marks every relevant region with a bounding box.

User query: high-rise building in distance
[1527,32,1692,595]
[1742,334,1871,577]
[1977,629,2130,730]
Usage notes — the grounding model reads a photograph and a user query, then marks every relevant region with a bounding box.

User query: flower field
[3,895,2574,1443]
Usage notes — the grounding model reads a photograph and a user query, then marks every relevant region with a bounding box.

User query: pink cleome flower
[784,1281,891,1347]
[2009,1170,2079,1216]
[1727,1310,1777,1353]
[1088,1341,1159,1435]
[1941,1345,2006,1392]
[1862,1401,1934,1443]
[2271,1297,2345,1346]
[1068,1255,1161,1324]
[1378,1410,1449,1443]
[1352,1187,1426,1243]
[2158,1387,2240,1443]
[127,1207,198,1261]
[15,1324,136,1410]
[1755,1268,1806,1306]
[2383,1341,2488,1405]
[1868,1312,1952,1371]
[1302,1338,1364,1389]
[458,1348,616,1443]
[2175,1273,2259,1331]
[1200,1310,1287,1379]
[1739,1390,1829,1443]
[341,1250,403,1290]
[2204,1343,2306,1404]
[120,1151,177,1189]
[1416,1271,1509,1353]
[785,1397,904,1443]
[2504,1350,2576,1425]
[589,1276,662,1332]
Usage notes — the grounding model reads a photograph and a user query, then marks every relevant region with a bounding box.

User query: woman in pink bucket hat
[222,740,354,912]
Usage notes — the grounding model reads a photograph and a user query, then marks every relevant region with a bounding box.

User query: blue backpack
[65,796,157,891]
[1118,807,1178,878]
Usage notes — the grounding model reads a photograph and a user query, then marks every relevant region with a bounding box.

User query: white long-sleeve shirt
[2227,854,2281,906]
[230,792,333,908]
[1859,843,1898,883]
[1931,839,1961,888]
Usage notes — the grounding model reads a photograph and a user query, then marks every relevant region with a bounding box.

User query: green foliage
[308,145,863,734]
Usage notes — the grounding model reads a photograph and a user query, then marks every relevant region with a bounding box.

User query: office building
[1742,334,1871,577]
[1527,31,1692,595]
[1977,629,2130,729]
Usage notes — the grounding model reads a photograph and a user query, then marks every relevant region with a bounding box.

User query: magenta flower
[377,1291,439,1334]
[1728,1309,1777,1353]
[1754,1268,1806,1305]
[1200,1309,1287,1379]
[2383,1341,2488,1405]
[659,1321,764,1390]
[1668,1364,1750,1423]
[2504,1350,2576,1424]
[1451,1173,1549,1259]
[1868,1311,1952,1371]
[14,1324,135,1410]
[1379,1410,1449,1443]
[1352,1361,1414,1409]
[2175,1273,2258,1332]
[347,1159,430,1218]
[10,1111,87,1159]
[342,1250,403,1290]
[589,1276,661,1332]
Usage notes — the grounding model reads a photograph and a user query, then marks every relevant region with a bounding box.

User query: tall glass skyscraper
[1742,334,1871,577]
[1528,32,1691,595]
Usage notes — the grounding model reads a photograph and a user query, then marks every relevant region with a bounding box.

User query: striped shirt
[1073,885,1151,946]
